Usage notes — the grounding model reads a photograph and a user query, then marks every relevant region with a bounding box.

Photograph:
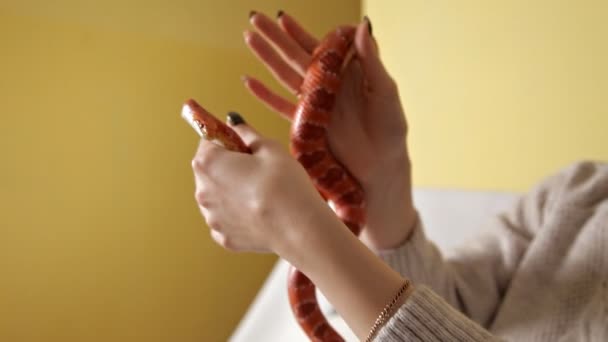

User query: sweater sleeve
[374,286,501,341]
[369,161,608,340]
[371,161,583,338]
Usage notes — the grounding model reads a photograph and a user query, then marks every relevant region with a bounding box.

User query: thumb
[226,111,264,150]
[354,17,393,92]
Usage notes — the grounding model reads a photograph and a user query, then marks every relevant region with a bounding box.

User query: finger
[354,18,393,92]
[194,178,213,208]
[210,229,232,249]
[250,12,311,75]
[192,138,226,173]
[244,30,303,95]
[198,205,212,223]
[225,112,265,151]
[276,11,319,54]
[242,75,296,121]
[193,137,253,186]
[191,143,221,191]
[363,15,380,56]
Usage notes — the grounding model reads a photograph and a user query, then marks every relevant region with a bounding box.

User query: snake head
[181,99,222,140]
[181,99,251,153]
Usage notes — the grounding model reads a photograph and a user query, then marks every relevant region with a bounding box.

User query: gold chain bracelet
[365,280,412,342]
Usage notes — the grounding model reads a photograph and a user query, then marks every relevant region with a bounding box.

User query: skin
[191,13,417,339]
[243,12,417,250]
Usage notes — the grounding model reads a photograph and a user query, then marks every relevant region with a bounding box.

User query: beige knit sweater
[374,161,608,341]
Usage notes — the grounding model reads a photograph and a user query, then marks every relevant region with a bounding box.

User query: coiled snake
[182,26,363,342]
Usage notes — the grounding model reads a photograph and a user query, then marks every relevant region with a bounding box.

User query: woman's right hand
[243,12,417,250]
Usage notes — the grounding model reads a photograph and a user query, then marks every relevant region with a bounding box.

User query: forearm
[278,205,501,341]
[280,205,411,339]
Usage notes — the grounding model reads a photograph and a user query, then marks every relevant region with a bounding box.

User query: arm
[278,200,409,339]
[290,161,578,340]
[279,181,501,341]
[191,120,500,341]
[375,166,564,327]
[287,205,504,342]
[196,10,576,340]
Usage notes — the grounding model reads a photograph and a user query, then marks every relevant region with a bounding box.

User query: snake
[182,26,363,342]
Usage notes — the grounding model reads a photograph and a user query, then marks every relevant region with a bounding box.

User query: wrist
[359,207,417,251]
[361,155,417,250]
[272,199,346,269]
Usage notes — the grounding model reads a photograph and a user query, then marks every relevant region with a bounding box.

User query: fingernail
[277,10,284,19]
[249,10,257,19]
[240,75,249,83]
[227,112,246,126]
[364,15,373,35]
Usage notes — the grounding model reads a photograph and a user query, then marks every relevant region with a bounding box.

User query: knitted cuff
[374,286,499,341]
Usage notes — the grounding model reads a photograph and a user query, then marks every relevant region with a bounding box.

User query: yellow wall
[364,0,608,191]
[5,0,605,340]
[0,1,359,341]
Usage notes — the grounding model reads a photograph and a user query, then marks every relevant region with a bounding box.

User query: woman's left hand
[191,115,333,255]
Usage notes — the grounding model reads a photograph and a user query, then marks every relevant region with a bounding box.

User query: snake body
[182,26,363,342]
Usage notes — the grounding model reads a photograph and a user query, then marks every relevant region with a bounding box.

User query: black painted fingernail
[364,15,372,35]
[227,112,245,126]
[249,10,257,19]
[277,10,284,19]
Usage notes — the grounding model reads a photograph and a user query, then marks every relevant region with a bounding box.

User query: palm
[328,60,405,184]
[244,12,406,186]
[328,63,379,183]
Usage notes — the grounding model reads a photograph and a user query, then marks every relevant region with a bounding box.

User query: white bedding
[230,188,519,341]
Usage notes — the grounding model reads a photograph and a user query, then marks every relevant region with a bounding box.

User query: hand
[191,117,337,255]
[243,12,416,249]
[191,118,412,341]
